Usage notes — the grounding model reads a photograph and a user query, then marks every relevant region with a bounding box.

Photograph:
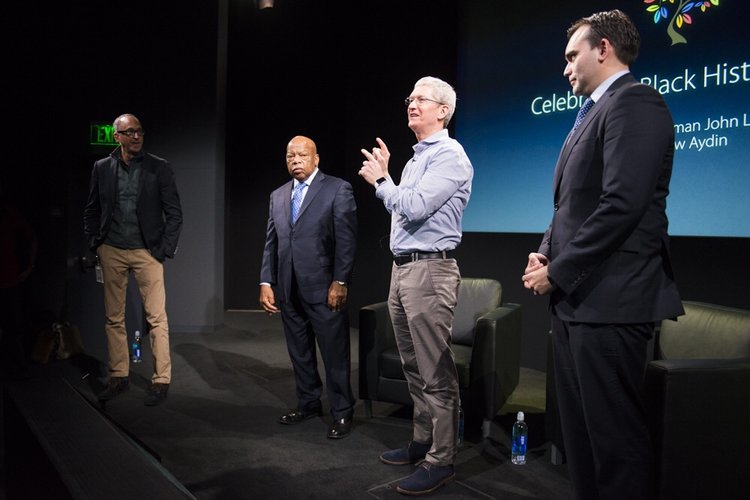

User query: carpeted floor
[3,311,571,499]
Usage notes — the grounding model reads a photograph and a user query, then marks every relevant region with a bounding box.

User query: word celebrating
[530,91,585,116]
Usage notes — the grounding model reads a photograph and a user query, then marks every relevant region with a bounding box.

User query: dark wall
[11,2,221,357]
[224,1,750,371]
[10,3,748,372]
[224,0,460,314]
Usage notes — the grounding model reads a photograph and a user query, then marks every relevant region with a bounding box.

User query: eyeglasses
[404,96,443,107]
[115,128,145,138]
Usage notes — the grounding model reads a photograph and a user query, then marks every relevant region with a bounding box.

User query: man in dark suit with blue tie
[522,10,683,500]
[260,135,357,439]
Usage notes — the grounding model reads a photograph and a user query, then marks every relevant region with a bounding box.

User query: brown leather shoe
[144,382,169,406]
[98,377,130,401]
[326,418,352,439]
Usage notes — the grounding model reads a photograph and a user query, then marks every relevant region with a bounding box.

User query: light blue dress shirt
[376,129,473,255]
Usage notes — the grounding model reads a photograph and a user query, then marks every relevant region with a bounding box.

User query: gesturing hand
[359,137,390,186]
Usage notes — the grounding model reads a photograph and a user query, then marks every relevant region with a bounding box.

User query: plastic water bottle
[511,411,528,464]
[132,330,142,363]
[457,400,465,446]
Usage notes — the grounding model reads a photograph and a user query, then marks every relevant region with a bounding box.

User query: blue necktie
[291,182,306,223]
[572,97,594,131]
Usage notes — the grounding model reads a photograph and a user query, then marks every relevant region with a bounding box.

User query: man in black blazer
[84,113,182,406]
[522,11,683,500]
[260,136,357,439]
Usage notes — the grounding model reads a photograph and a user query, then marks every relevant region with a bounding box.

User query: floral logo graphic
[644,0,720,45]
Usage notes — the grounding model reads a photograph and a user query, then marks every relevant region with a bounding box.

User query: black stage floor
[1,312,571,499]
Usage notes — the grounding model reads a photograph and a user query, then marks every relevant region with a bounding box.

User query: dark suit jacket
[540,74,683,323]
[260,171,357,304]
[83,151,183,262]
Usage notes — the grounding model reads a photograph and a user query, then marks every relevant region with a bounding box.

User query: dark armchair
[643,301,750,500]
[545,301,750,498]
[358,278,522,437]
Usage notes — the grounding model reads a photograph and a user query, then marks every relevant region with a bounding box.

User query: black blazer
[260,171,357,304]
[83,151,183,262]
[540,74,683,323]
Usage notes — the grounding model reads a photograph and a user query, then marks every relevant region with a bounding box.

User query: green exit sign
[90,122,117,146]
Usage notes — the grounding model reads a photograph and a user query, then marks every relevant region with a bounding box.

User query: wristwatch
[375,177,387,187]
[335,281,347,287]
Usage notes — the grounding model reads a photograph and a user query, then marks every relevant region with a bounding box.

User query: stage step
[4,373,195,500]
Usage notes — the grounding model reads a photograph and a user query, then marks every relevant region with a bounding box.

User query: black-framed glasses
[116,128,145,138]
[404,96,443,106]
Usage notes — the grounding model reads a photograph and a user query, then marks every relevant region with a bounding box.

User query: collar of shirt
[412,129,449,157]
[293,167,319,190]
[589,69,630,104]
[110,147,145,169]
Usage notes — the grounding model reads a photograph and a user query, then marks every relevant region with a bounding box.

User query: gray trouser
[388,258,460,466]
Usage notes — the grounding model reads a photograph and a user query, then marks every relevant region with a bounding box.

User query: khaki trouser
[388,258,461,466]
[98,244,171,383]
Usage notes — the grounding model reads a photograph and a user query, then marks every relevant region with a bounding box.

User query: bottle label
[132,343,142,362]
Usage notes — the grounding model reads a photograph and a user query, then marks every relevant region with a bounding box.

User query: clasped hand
[522,252,554,296]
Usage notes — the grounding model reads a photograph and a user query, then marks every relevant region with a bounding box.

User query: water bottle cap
[517,411,525,421]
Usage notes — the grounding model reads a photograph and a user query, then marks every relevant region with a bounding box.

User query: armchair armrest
[358,302,395,400]
[644,358,750,498]
[469,302,522,419]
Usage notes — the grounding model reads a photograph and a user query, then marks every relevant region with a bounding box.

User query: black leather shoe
[327,418,352,439]
[278,408,321,425]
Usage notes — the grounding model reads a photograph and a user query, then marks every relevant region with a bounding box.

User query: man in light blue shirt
[359,76,473,496]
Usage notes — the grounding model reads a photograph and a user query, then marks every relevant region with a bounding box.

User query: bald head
[113,113,140,130]
[288,136,317,154]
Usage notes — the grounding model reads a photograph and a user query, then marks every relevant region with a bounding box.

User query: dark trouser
[280,278,355,420]
[551,316,655,500]
[388,258,461,466]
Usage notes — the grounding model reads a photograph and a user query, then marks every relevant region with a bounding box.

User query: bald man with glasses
[84,113,182,407]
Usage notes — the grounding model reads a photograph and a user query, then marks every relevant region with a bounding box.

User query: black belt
[393,250,455,266]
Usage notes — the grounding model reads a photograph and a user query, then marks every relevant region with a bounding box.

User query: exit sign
[90,122,117,146]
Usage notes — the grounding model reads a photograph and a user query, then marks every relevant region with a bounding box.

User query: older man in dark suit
[522,10,683,500]
[260,135,357,439]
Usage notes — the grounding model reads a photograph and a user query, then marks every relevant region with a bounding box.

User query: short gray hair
[414,76,456,127]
